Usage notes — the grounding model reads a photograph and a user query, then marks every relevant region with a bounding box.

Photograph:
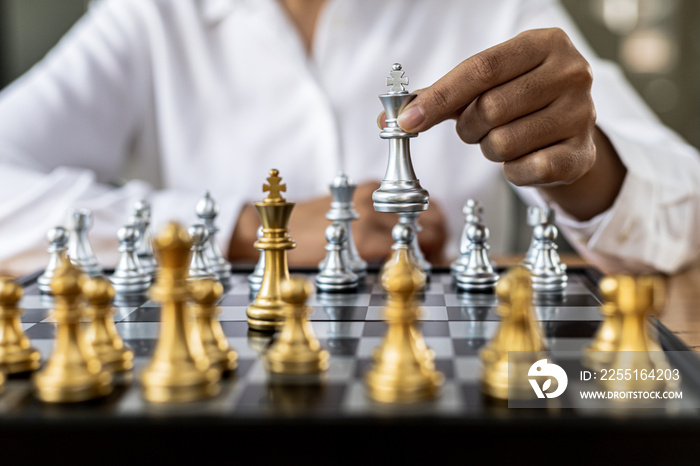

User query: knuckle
[482,126,517,162]
[530,154,558,184]
[476,92,508,128]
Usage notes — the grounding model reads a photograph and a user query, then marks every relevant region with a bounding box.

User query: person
[0,0,698,277]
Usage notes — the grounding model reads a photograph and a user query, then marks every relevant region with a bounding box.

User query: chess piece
[324,172,367,277]
[315,223,359,292]
[380,223,427,289]
[140,222,221,403]
[398,212,431,273]
[582,276,621,371]
[189,278,238,374]
[83,276,134,373]
[196,192,233,285]
[480,267,547,400]
[454,220,499,292]
[264,277,329,375]
[32,261,113,402]
[372,64,429,213]
[603,275,667,394]
[109,224,152,297]
[451,199,482,274]
[38,226,70,294]
[67,208,102,276]
[188,223,217,281]
[526,222,567,293]
[248,226,265,294]
[0,278,41,374]
[365,239,442,403]
[132,200,157,278]
[521,206,555,268]
[246,169,296,332]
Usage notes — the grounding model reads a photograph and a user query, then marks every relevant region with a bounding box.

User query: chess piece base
[140,364,221,403]
[0,347,41,374]
[246,302,285,332]
[33,370,112,403]
[265,349,330,375]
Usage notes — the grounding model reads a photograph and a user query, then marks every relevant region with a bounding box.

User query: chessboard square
[226,337,259,358]
[541,321,599,339]
[318,337,359,356]
[458,382,487,413]
[326,356,356,382]
[24,323,54,339]
[423,282,446,294]
[535,294,600,306]
[452,338,489,356]
[454,356,481,382]
[445,293,498,307]
[434,358,456,379]
[547,337,593,353]
[308,293,371,307]
[309,306,368,321]
[361,321,449,337]
[417,306,448,321]
[218,306,248,321]
[21,309,50,323]
[113,306,140,322]
[122,308,160,322]
[357,337,383,358]
[536,306,602,322]
[19,294,53,309]
[219,294,253,306]
[123,338,158,357]
[115,322,160,339]
[309,321,365,339]
[446,306,494,321]
[31,338,55,357]
[424,337,455,358]
[234,382,347,415]
[220,321,253,337]
[448,321,500,339]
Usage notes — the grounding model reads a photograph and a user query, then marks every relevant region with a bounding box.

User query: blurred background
[0,0,698,254]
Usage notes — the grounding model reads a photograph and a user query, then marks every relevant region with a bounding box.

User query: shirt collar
[201,0,237,24]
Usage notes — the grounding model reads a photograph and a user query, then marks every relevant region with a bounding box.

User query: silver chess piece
[109,224,151,296]
[315,223,359,293]
[38,226,70,294]
[527,222,568,293]
[188,223,217,281]
[196,191,232,284]
[451,199,483,275]
[521,206,559,269]
[248,226,264,294]
[372,63,429,213]
[398,212,431,273]
[68,208,102,277]
[131,200,157,277]
[324,172,367,277]
[454,220,499,293]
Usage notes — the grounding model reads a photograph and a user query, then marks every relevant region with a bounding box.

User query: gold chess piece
[365,245,442,403]
[246,169,296,332]
[480,266,547,401]
[582,276,621,371]
[140,222,221,403]
[189,278,238,374]
[82,276,134,373]
[0,278,41,374]
[32,261,113,403]
[603,275,667,394]
[264,277,329,375]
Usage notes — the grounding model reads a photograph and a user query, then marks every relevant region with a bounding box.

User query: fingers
[397,30,550,133]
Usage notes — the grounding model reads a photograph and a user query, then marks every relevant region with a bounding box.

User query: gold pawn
[264,277,329,375]
[82,276,134,373]
[365,248,442,403]
[582,276,621,371]
[0,278,41,374]
[189,278,238,374]
[246,169,296,332]
[32,261,113,403]
[480,266,547,401]
[140,222,221,403]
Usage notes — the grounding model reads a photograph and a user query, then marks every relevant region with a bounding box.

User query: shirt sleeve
[509,0,700,274]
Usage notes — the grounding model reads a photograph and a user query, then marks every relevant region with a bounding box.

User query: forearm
[538,127,627,221]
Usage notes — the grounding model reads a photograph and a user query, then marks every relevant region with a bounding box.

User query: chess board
[3,266,700,463]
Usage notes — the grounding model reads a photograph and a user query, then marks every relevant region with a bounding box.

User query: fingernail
[398,106,425,131]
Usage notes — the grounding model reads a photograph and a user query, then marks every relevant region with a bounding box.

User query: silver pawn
[372,63,429,213]
[315,223,359,293]
[248,226,264,294]
[454,221,499,293]
[528,223,568,293]
[398,212,431,273]
[451,199,483,275]
[67,208,102,276]
[38,226,69,294]
[132,200,157,277]
[109,224,151,296]
[522,206,557,268]
[188,224,217,281]
[195,192,232,284]
[325,172,367,277]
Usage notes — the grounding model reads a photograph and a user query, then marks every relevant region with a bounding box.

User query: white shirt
[0,0,699,276]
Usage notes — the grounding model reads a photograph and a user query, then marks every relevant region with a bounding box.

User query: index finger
[397,31,551,133]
